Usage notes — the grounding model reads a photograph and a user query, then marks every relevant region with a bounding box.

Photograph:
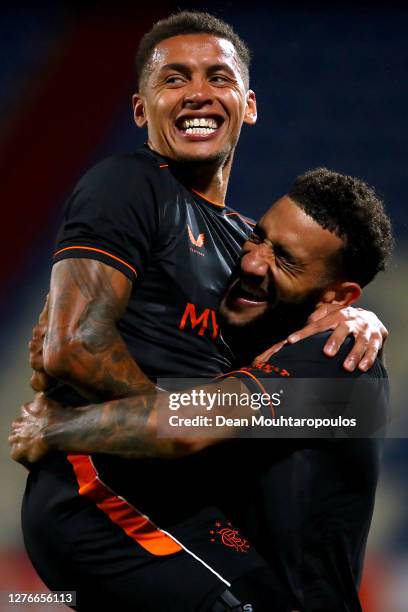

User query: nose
[240,242,271,278]
[183,78,214,109]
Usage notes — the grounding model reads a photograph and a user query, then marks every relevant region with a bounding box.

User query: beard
[220,289,321,365]
[256,294,319,336]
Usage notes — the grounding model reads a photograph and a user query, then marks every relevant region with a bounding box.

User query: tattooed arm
[14,257,243,463]
[10,376,249,464]
[43,258,154,401]
[9,389,237,464]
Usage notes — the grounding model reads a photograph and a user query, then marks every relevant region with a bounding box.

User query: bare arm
[29,296,54,392]
[10,378,249,464]
[10,392,172,463]
[43,258,154,401]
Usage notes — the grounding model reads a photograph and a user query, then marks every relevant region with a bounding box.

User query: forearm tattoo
[46,393,162,458]
[46,259,154,401]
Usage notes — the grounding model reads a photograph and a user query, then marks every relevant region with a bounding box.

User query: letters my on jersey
[179,302,219,339]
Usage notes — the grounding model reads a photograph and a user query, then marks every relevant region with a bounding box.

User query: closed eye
[274,247,306,275]
[274,245,297,264]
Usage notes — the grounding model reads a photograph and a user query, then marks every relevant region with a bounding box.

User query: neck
[172,157,233,204]
[149,143,233,204]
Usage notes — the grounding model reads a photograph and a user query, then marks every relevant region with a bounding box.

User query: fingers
[9,428,30,466]
[262,306,386,373]
[9,431,21,447]
[357,337,382,372]
[9,439,32,470]
[353,309,388,345]
[326,325,381,372]
[341,331,370,372]
[253,340,288,365]
[9,419,46,467]
[29,328,45,371]
[325,322,382,372]
[9,396,50,467]
[38,295,49,325]
[15,399,44,423]
[30,323,45,342]
[20,402,33,418]
[29,343,42,367]
[31,371,52,392]
[29,301,48,377]
[29,314,53,390]
[322,322,362,360]
[287,317,336,345]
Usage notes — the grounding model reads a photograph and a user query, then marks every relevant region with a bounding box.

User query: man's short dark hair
[135,11,251,90]
[288,168,394,287]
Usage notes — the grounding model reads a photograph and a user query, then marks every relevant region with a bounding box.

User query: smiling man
[14,11,388,612]
[133,31,254,170]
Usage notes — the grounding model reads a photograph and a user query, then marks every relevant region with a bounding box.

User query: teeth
[181,118,218,129]
[185,127,216,135]
[241,287,266,300]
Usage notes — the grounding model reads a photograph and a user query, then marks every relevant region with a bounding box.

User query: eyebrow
[158,63,191,75]
[157,62,237,78]
[207,63,237,78]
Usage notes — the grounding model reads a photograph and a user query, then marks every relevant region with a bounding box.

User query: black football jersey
[41,146,273,589]
[53,145,254,380]
[220,333,389,611]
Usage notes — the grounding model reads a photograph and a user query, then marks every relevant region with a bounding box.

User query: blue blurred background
[0,2,407,610]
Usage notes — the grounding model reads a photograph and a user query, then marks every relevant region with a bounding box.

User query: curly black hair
[288,168,394,287]
[135,11,251,90]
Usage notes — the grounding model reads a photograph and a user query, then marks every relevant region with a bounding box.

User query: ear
[132,93,147,128]
[243,90,257,126]
[317,281,362,308]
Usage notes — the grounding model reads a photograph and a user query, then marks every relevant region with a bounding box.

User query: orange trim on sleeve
[67,454,182,556]
[191,189,225,208]
[159,163,169,168]
[54,246,137,277]
[217,369,276,418]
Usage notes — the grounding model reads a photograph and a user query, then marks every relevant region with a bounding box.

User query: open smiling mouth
[228,280,272,309]
[176,116,224,138]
